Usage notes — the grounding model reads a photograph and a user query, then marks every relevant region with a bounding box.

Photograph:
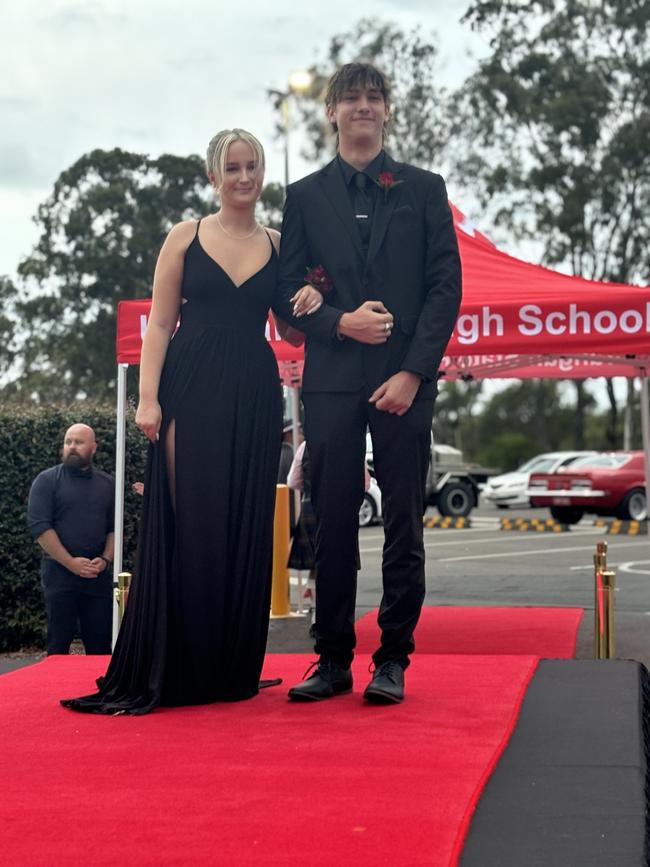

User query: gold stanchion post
[593,541,607,657]
[593,542,616,659]
[271,485,291,617]
[115,571,132,628]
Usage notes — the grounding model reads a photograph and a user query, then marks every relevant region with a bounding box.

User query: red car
[527,451,647,524]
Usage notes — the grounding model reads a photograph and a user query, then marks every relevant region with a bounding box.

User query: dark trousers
[303,388,435,669]
[42,569,112,655]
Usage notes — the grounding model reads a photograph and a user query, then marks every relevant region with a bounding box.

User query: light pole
[268,71,314,558]
[268,69,313,188]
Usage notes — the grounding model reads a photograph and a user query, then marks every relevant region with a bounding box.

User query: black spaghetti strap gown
[61,223,283,713]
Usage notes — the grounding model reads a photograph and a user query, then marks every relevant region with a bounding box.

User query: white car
[359,432,383,527]
[359,476,382,527]
[483,451,597,508]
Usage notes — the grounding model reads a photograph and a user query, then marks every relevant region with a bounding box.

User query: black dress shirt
[28,464,115,587]
[337,152,385,259]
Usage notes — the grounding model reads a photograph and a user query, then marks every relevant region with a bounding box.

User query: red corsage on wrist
[305,264,333,295]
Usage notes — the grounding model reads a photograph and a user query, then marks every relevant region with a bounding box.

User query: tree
[434,379,484,453]
[0,276,19,394]
[455,0,650,283]
[8,150,285,403]
[12,149,209,402]
[474,380,588,468]
[452,0,650,447]
[286,19,450,169]
[257,182,284,230]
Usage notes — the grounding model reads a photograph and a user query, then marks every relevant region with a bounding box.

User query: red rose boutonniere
[374,171,404,200]
[305,264,333,295]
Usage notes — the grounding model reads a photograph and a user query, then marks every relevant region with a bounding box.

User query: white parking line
[571,557,650,573]
[435,541,645,563]
[619,560,650,576]
[360,527,604,554]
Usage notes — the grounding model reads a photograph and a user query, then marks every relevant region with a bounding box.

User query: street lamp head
[288,69,313,94]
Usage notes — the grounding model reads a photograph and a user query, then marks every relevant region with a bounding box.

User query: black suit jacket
[274,153,462,399]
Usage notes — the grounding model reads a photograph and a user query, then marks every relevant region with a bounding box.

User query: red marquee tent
[441,204,650,380]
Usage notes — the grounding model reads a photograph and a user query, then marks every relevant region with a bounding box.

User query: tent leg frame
[112,363,128,647]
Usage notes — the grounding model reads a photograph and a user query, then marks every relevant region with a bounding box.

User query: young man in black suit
[277,62,462,703]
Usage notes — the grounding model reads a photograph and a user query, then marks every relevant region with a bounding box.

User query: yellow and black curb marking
[593,519,647,536]
[423,515,471,529]
[500,517,569,533]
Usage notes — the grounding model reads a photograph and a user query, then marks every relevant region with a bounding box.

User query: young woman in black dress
[62,129,321,714]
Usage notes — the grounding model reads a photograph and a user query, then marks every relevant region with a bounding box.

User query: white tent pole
[639,372,650,538]
[112,362,128,647]
[290,385,302,609]
[624,377,634,449]
[290,384,302,517]
[290,384,301,462]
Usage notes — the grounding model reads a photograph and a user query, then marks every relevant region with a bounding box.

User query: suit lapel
[318,159,365,265]
[366,154,405,271]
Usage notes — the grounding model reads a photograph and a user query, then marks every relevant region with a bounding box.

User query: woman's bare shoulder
[169,218,201,239]
[163,218,203,253]
[265,226,281,253]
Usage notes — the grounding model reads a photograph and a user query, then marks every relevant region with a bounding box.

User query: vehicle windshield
[517,456,557,474]
[568,454,630,469]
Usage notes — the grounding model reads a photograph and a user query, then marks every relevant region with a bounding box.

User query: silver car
[483,451,597,508]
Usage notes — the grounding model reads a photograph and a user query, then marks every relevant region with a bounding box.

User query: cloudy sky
[1,0,488,277]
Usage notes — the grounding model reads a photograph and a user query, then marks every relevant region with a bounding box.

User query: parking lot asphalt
[359,505,650,666]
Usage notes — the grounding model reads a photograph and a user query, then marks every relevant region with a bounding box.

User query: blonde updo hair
[205,128,265,192]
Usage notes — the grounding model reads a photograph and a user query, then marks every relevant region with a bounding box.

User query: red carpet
[356,606,583,658]
[1,653,537,866]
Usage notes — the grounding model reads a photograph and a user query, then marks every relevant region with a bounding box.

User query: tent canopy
[441,204,650,379]
[116,202,650,381]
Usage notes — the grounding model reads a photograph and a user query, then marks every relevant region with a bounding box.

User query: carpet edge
[568,608,584,658]
[448,655,541,867]
[640,664,650,866]
[0,656,54,681]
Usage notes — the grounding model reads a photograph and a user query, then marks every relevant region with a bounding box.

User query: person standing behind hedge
[27,423,115,655]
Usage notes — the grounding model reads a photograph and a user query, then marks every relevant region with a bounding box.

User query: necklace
[216,212,260,240]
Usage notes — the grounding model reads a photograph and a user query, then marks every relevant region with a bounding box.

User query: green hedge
[0,403,148,651]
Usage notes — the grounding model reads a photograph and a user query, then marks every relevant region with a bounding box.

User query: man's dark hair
[324,62,392,135]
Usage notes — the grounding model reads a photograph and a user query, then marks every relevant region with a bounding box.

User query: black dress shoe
[288,659,353,701]
[363,661,405,704]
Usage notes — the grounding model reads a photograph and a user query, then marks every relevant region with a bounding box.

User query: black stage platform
[461,660,649,866]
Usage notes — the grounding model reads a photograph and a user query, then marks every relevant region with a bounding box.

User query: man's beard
[63,452,90,469]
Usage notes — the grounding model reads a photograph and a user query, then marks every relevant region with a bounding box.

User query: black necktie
[353,172,373,250]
